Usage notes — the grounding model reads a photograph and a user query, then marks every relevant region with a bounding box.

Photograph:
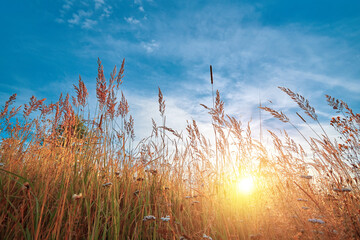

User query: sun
[236,176,255,195]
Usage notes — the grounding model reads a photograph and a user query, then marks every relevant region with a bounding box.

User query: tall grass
[0,59,359,239]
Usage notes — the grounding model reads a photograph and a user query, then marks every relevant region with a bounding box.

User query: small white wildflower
[72,193,83,200]
[143,215,156,221]
[192,201,200,205]
[160,215,170,222]
[203,233,213,240]
[185,196,192,199]
[297,198,308,202]
[300,175,312,179]
[308,218,325,224]
[341,188,351,192]
[333,187,352,192]
[102,182,112,187]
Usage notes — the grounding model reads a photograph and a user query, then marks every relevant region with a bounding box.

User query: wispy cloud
[101,6,112,19]
[62,0,74,10]
[82,18,98,29]
[68,9,94,28]
[95,0,105,10]
[56,0,111,29]
[124,17,140,25]
[142,40,159,53]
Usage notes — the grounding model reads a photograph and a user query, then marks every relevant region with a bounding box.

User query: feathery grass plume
[0,93,17,119]
[124,115,135,140]
[117,91,129,118]
[326,94,344,112]
[6,105,22,123]
[208,90,225,125]
[151,118,158,137]
[116,58,125,89]
[260,106,289,123]
[106,86,117,119]
[158,87,165,116]
[279,87,317,120]
[157,125,181,138]
[23,96,46,117]
[73,75,88,107]
[96,58,108,110]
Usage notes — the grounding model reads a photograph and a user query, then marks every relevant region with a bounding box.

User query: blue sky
[1,0,360,141]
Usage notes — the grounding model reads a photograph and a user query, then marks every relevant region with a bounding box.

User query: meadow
[0,59,359,239]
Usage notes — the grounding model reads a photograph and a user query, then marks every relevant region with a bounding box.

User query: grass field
[0,59,359,239]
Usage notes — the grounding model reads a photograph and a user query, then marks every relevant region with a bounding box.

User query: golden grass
[0,59,359,239]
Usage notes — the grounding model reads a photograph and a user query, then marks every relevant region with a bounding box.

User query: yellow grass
[0,59,359,239]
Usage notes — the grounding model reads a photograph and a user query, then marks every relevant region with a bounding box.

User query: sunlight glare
[236,176,254,195]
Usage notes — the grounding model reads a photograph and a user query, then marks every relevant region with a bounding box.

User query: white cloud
[101,6,112,18]
[62,0,73,10]
[68,10,93,26]
[57,0,111,28]
[124,17,140,25]
[82,19,98,29]
[142,40,159,53]
[68,14,81,25]
[95,0,105,9]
